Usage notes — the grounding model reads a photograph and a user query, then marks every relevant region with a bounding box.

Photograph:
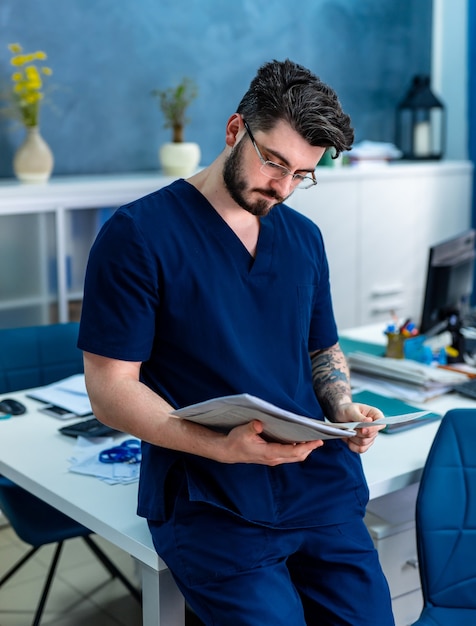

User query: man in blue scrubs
[78,59,395,625]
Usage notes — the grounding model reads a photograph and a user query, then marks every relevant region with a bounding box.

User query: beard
[222,139,287,217]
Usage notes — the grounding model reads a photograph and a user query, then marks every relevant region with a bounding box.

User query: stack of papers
[347,352,470,402]
[172,393,430,444]
[348,140,402,165]
[347,352,469,385]
[350,372,444,403]
[28,374,92,416]
[68,437,140,485]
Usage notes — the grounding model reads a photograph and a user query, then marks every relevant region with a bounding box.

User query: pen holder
[385,332,406,359]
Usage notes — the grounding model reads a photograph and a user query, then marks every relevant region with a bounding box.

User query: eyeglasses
[242,120,317,190]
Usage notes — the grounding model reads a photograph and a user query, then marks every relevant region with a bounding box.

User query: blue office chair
[0,323,140,626]
[411,408,476,626]
[0,322,84,392]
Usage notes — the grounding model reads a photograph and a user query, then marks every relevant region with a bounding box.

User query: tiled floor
[0,520,143,625]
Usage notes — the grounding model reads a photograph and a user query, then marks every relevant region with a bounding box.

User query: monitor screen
[419,230,476,334]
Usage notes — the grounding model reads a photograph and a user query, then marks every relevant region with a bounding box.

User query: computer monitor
[419,229,476,334]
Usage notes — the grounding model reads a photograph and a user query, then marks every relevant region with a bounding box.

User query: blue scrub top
[78,180,368,526]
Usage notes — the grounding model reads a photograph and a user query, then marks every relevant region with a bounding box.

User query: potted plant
[3,43,54,182]
[151,77,201,177]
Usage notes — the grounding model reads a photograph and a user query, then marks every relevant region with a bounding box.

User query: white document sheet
[172,393,430,444]
[27,374,92,416]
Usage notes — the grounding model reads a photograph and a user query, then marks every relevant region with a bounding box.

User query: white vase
[13,126,54,183]
[159,142,201,177]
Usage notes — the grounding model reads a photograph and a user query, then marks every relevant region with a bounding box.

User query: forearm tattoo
[311,343,352,421]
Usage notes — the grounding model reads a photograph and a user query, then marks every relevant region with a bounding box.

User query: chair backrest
[0,476,89,546]
[0,323,83,393]
[415,408,476,610]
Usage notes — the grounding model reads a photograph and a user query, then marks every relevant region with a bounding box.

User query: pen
[399,318,411,333]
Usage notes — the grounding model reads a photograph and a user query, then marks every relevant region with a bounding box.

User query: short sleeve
[78,210,159,361]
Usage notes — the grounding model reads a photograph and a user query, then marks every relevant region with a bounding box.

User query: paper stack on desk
[347,352,469,384]
[68,437,140,485]
[27,374,92,416]
[347,352,469,401]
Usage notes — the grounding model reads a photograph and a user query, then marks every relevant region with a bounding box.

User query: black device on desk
[59,417,120,438]
[0,398,27,415]
[419,229,476,361]
[39,404,79,419]
[452,378,476,400]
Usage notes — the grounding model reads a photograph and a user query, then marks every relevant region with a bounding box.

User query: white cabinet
[365,483,423,626]
[290,161,473,329]
[0,173,176,328]
[0,163,472,330]
[291,176,360,329]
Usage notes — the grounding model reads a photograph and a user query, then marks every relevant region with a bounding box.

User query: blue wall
[0,0,432,178]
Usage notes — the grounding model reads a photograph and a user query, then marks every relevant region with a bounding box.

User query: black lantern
[396,75,445,160]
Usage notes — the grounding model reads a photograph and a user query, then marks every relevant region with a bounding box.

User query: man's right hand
[219,420,324,466]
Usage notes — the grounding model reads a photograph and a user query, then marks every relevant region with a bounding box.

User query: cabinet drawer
[392,589,423,626]
[373,527,420,597]
[365,484,421,598]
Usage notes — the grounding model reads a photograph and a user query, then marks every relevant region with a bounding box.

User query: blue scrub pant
[148,481,395,626]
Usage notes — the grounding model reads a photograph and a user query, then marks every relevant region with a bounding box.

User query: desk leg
[141,562,185,626]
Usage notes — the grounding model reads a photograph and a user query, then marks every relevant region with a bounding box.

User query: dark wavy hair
[236,59,354,157]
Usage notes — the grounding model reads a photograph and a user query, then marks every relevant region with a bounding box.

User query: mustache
[253,188,285,203]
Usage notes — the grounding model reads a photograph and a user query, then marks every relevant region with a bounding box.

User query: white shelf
[0,163,473,328]
[0,172,177,213]
[0,172,177,326]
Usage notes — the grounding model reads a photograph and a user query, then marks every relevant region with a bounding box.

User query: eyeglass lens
[243,119,316,189]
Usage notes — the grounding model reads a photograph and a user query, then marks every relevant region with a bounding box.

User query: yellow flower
[4,43,52,128]
[8,43,22,54]
[25,65,41,83]
[11,55,27,67]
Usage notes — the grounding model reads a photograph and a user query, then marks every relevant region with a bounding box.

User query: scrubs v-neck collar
[183,179,275,277]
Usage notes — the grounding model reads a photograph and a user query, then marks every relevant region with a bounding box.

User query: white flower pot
[159,142,201,177]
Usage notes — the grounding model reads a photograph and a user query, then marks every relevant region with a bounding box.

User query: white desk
[341,323,476,498]
[0,392,184,626]
[1,352,475,625]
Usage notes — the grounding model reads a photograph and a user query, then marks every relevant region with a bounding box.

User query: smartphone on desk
[39,404,81,420]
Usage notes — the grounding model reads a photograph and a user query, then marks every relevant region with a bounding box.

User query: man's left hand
[333,402,385,454]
